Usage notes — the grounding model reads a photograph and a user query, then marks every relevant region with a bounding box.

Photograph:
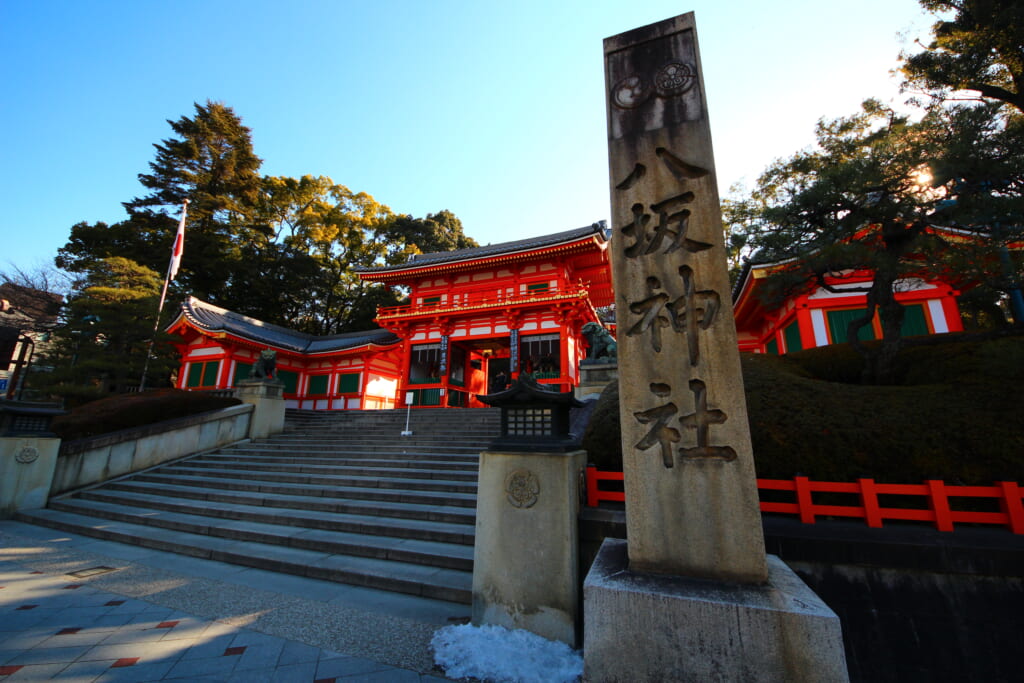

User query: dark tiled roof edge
[354,221,609,273]
[177,297,399,353]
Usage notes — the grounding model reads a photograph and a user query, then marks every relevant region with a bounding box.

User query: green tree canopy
[900,0,1024,112]
[37,257,177,402]
[387,210,479,255]
[58,101,266,305]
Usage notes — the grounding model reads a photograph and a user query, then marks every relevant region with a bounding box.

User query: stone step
[197,452,478,471]
[183,457,479,482]
[17,507,472,603]
[225,442,488,455]
[100,477,479,522]
[46,497,473,570]
[151,464,479,494]
[52,487,475,545]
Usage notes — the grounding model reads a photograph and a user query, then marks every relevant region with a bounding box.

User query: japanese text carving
[679,379,736,461]
[634,383,679,468]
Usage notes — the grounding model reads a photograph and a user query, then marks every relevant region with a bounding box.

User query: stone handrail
[51,403,254,496]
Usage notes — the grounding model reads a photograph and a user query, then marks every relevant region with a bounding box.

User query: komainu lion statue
[581,322,617,361]
[252,349,277,379]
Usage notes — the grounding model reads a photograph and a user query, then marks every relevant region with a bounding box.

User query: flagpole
[139,199,189,392]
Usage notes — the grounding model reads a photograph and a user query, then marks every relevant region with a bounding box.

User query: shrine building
[168,222,614,410]
[732,250,965,355]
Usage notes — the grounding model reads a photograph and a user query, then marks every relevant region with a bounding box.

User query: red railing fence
[584,466,1024,534]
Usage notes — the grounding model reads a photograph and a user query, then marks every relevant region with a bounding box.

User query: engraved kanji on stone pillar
[605,12,768,583]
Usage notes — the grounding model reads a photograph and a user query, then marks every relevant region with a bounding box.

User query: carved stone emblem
[16,446,40,464]
[654,62,696,97]
[611,62,698,110]
[505,469,540,508]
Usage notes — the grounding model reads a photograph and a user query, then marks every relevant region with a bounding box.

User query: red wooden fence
[584,466,1024,534]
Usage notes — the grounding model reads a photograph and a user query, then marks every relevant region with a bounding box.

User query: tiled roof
[354,222,609,274]
[172,297,399,353]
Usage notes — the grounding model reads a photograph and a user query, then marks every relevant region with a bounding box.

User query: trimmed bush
[581,332,1024,484]
[51,389,242,441]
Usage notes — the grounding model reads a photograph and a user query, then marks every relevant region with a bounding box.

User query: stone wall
[51,403,253,495]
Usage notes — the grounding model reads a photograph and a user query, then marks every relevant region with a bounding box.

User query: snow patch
[431,624,583,683]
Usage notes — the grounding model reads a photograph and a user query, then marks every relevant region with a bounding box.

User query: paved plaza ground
[0,520,467,682]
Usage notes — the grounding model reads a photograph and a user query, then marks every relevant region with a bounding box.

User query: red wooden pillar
[396,325,413,408]
[940,293,964,333]
[796,303,817,350]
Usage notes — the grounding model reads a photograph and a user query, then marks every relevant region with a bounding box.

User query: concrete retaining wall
[51,403,253,495]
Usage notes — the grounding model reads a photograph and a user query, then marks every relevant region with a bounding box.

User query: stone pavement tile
[35,629,117,649]
[5,644,91,666]
[419,675,454,683]
[232,639,286,671]
[55,657,120,680]
[99,625,175,645]
[278,639,322,666]
[80,637,195,665]
[157,617,216,642]
[232,660,317,683]
[125,611,180,628]
[0,661,69,680]
[0,630,52,652]
[333,668,422,682]
[177,633,237,661]
[163,653,238,679]
[315,655,392,679]
[90,613,140,629]
[103,597,158,615]
[227,630,286,650]
[93,658,177,682]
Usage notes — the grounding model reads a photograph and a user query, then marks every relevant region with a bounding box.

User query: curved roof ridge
[176,297,399,353]
[355,221,609,274]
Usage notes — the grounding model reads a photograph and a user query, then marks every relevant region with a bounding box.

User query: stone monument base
[575,361,617,400]
[473,449,586,647]
[583,539,848,682]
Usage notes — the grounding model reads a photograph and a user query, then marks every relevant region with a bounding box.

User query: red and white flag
[168,199,189,281]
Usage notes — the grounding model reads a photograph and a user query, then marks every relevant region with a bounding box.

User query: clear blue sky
[1,0,935,272]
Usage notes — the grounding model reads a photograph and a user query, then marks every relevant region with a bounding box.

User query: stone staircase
[17,408,501,604]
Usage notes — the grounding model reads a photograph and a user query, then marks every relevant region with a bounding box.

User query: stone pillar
[0,400,66,519]
[472,448,586,647]
[0,436,60,518]
[575,361,618,401]
[584,13,848,681]
[235,379,285,439]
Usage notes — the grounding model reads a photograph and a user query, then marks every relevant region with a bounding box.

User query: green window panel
[186,362,204,388]
[901,303,930,337]
[308,374,329,396]
[277,370,298,394]
[527,282,550,293]
[826,308,876,343]
[765,337,780,355]
[338,372,359,393]
[233,362,252,384]
[423,296,441,306]
[782,321,803,353]
[201,361,220,387]
[187,360,220,388]
[413,388,441,406]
